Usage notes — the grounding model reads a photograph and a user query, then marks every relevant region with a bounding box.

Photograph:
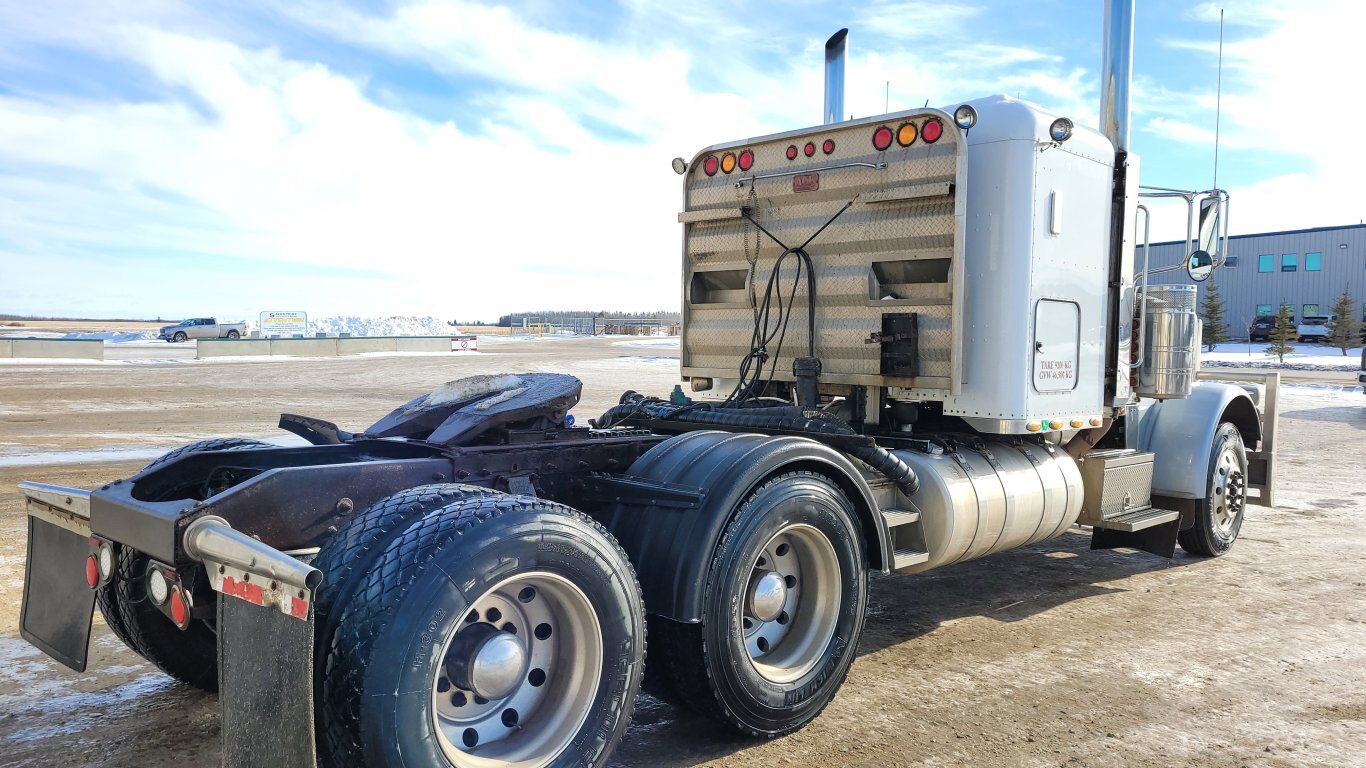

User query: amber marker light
[896,122,917,147]
[720,153,737,174]
[1026,422,1042,432]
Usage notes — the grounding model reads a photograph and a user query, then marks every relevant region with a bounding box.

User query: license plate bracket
[20,516,97,671]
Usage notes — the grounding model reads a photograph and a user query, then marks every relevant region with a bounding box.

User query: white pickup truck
[157,317,246,342]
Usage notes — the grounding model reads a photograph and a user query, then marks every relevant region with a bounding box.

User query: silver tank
[1136,284,1199,399]
[890,441,1083,574]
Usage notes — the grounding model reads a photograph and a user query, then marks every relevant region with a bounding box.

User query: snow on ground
[1202,342,1362,371]
[311,315,453,336]
[611,337,680,348]
[60,331,156,342]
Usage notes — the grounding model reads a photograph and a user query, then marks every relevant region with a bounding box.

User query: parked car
[1296,315,1332,343]
[158,317,247,342]
[1248,314,1293,343]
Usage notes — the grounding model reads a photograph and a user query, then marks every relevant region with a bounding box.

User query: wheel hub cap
[748,571,787,622]
[469,632,527,701]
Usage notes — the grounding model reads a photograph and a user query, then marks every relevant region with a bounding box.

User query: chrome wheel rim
[1212,444,1246,534]
[431,572,602,768]
[741,523,841,684]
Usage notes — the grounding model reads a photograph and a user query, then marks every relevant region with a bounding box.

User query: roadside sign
[260,311,308,338]
[451,335,478,353]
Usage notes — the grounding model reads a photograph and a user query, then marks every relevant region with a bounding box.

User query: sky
[0,0,1362,322]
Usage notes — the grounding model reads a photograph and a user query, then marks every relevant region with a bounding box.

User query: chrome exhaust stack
[823,28,848,124]
[1100,0,1135,152]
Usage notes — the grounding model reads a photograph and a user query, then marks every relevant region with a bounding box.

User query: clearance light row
[1026,417,1103,433]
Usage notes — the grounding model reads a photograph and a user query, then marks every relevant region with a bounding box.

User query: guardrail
[0,338,104,360]
[196,336,477,359]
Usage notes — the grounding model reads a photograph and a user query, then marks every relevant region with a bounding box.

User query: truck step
[881,508,921,528]
[893,548,930,569]
[1089,506,1179,532]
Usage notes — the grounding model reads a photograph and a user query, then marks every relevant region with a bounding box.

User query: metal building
[1145,223,1366,334]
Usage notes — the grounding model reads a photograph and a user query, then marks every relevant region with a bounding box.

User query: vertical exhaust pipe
[1100,0,1134,152]
[823,28,848,125]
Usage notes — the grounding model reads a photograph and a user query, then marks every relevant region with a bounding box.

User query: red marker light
[803,142,816,157]
[922,117,944,143]
[737,149,754,171]
[170,588,188,626]
[703,156,719,176]
[872,126,894,151]
[822,139,835,154]
[786,145,798,160]
[85,555,99,588]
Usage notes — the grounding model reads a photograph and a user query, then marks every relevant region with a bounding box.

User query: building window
[1306,252,1321,271]
[1224,255,1239,267]
[1258,254,1273,272]
[1303,304,1320,316]
[1281,253,1297,272]
[1256,304,1273,317]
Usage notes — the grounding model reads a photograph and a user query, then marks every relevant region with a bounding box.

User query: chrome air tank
[890,441,1084,574]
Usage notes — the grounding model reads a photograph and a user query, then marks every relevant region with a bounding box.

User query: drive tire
[100,438,271,691]
[312,484,497,716]
[317,493,645,768]
[650,471,866,737]
[1178,422,1248,557]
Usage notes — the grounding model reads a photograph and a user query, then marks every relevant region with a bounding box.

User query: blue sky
[1,0,1360,321]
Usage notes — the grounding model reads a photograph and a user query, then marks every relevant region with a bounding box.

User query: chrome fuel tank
[890,441,1083,573]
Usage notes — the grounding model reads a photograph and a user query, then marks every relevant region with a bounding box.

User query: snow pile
[61,331,157,343]
[311,316,452,337]
[1202,342,1362,372]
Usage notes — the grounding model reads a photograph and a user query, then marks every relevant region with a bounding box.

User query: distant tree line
[491,310,682,327]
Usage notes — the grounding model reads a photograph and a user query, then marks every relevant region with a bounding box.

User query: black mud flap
[1090,519,1180,558]
[218,596,317,768]
[20,517,96,672]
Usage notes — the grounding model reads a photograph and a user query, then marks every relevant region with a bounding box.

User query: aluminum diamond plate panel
[680,109,968,394]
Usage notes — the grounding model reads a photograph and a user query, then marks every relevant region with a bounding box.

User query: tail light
[871,126,893,151]
[803,141,816,157]
[87,536,113,589]
[786,145,798,160]
[169,587,190,628]
[738,149,754,171]
[822,139,835,154]
[703,156,719,176]
[921,118,944,143]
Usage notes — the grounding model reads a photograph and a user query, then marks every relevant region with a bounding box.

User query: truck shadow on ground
[609,529,1205,767]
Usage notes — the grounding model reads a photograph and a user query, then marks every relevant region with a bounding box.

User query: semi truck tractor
[17,2,1279,766]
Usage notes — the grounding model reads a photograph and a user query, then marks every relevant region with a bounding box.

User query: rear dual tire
[650,471,867,737]
[316,492,645,768]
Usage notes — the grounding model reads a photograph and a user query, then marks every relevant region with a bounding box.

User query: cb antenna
[1212,8,1225,191]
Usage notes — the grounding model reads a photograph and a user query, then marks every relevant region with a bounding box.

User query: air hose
[594,395,921,497]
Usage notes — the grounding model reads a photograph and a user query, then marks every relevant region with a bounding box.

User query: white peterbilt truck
[18,2,1277,766]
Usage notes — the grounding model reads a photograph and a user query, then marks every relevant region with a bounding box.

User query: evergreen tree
[1265,301,1296,363]
[1327,286,1360,356]
[1198,276,1230,351]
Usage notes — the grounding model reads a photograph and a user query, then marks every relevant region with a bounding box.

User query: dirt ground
[1,338,1364,767]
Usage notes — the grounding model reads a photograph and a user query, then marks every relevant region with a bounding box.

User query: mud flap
[20,517,96,672]
[1090,518,1180,558]
[217,595,317,767]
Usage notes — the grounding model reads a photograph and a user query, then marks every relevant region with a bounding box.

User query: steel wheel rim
[431,571,603,768]
[741,523,841,684]
[1212,444,1246,534]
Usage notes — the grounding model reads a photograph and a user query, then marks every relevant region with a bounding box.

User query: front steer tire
[1178,422,1248,557]
[650,471,867,738]
[317,493,645,768]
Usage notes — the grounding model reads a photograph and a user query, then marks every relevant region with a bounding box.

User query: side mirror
[1187,250,1214,282]
[1197,195,1220,261]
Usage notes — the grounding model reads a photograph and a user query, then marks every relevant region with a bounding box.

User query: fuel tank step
[893,548,930,569]
[881,508,921,528]
[1089,506,1179,532]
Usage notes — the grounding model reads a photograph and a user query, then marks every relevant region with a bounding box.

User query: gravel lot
[1,338,1363,767]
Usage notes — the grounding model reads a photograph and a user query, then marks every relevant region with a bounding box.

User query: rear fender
[590,430,889,623]
[1134,382,1261,501]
